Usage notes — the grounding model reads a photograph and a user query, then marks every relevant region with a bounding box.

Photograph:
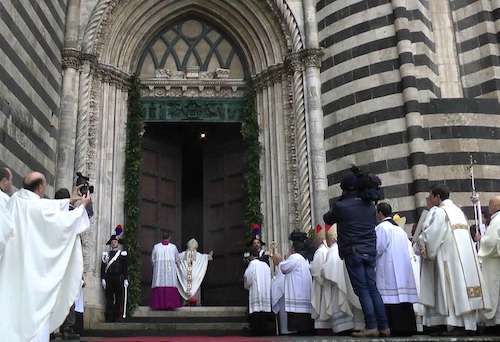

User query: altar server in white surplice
[0,172,91,342]
[0,167,14,260]
[310,224,330,332]
[271,262,293,335]
[322,224,364,333]
[150,232,181,310]
[176,238,213,305]
[478,196,500,327]
[273,231,313,334]
[418,185,490,333]
[375,203,417,336]
[244,256,274,335]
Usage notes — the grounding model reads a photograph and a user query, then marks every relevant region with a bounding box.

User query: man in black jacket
[323,169,389,337]
[101,234,128,322]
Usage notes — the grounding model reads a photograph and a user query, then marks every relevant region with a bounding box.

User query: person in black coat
[101,233,128,322]
[323,166,389,337]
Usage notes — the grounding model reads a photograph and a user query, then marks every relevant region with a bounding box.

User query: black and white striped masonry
[0,0,67,192]
[318,0,500,226]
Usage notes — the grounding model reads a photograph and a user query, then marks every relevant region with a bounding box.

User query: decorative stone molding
[269,0,304,52]
[140,78,246,98]
[83,0,304,57]
[62,48,82,70]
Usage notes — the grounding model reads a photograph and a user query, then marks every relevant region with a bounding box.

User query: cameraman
[323,167,389,337]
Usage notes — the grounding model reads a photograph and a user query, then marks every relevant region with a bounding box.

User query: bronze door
[202,132,246,305]
[138,134,182,305]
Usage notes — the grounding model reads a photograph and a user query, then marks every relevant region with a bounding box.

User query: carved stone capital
[95,63,131,88]
[252,63,286,90]
[285,48,324,72]
[62,48,81,70]
[285,52,304,73]
[302,48,323,68]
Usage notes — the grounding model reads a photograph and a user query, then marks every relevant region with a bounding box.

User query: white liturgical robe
[244,259,272,313]
[280,253,312,314]
[176,250,210,300]
[418,199,489,330]
[322,242,364,332]
[0,191,13,260]
[0,189,90,341]
[310,243,329,328]
[375,219,418,304]
[0,189,9,208]
[478,211,500,325]
[271,263,293,334]
[151,243,179,288]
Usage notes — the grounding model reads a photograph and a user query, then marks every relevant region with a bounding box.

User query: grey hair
[187,238,199,251]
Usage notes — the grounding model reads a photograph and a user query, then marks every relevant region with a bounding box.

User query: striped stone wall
[318,0,500,224]
[0,0,66,193]
[450,0,500,99]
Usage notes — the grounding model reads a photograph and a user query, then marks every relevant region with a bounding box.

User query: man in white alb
[0,172,91,342]
[273,231,313,334]
[0,167,14,260]
[478,196,500,329]
[418,184,489,334]
[176,238,213,305]
[322,224,364,333]
[375,203,417,336]
[244,244,274,335]
[310,224,330,333]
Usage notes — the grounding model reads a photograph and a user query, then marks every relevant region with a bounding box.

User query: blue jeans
[344,252,388,330]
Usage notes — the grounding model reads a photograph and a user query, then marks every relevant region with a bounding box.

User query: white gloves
[124,279,129,287]
[101,279,106,289]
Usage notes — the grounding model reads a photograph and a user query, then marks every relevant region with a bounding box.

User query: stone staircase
[82,306,250,337]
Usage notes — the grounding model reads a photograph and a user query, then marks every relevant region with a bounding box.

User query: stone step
[127,316,247,323]
[132,305,248,318]
[83,321,249,337]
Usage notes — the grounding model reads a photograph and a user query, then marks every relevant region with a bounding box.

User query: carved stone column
[55,0,81,190]
[302,0,330,225]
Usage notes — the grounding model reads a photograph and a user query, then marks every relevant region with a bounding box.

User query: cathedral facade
[0,0,499,324]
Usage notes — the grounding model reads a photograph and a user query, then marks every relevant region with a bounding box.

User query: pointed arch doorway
[136,17,249,306]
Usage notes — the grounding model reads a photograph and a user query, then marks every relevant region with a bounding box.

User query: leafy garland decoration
[123,75,144,314]
[241,87,263,239]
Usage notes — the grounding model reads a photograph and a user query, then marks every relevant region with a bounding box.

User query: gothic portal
[71,0,327,324]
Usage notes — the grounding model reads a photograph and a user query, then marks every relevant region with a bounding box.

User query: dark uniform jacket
[101,249,128,280]
[323,192,377,259]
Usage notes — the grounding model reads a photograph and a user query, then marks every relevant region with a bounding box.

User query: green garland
[241,89,263,237]
[123,75,143,314]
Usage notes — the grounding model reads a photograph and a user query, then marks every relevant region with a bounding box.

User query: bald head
[0,167,13,194]
[23,172,46,197]
[489,196,500,216]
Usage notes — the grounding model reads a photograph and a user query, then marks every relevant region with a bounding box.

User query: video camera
[76,172,94,196]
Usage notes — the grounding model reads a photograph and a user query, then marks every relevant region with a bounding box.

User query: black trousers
[105,275,124,322]
[61,304,76,333]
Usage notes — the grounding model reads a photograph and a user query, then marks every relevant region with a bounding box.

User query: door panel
[138,134,182,305]
[203,136,246,305]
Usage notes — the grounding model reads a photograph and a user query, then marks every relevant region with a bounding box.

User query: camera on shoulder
[76,172,94,196]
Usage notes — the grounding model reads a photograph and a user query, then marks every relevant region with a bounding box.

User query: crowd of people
[1,163,500,340]
[242,166,500,337]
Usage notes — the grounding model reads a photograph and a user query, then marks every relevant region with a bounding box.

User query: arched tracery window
[138,18,246,79]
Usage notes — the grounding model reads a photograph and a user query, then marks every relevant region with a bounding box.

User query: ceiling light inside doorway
[200,132,206,139]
